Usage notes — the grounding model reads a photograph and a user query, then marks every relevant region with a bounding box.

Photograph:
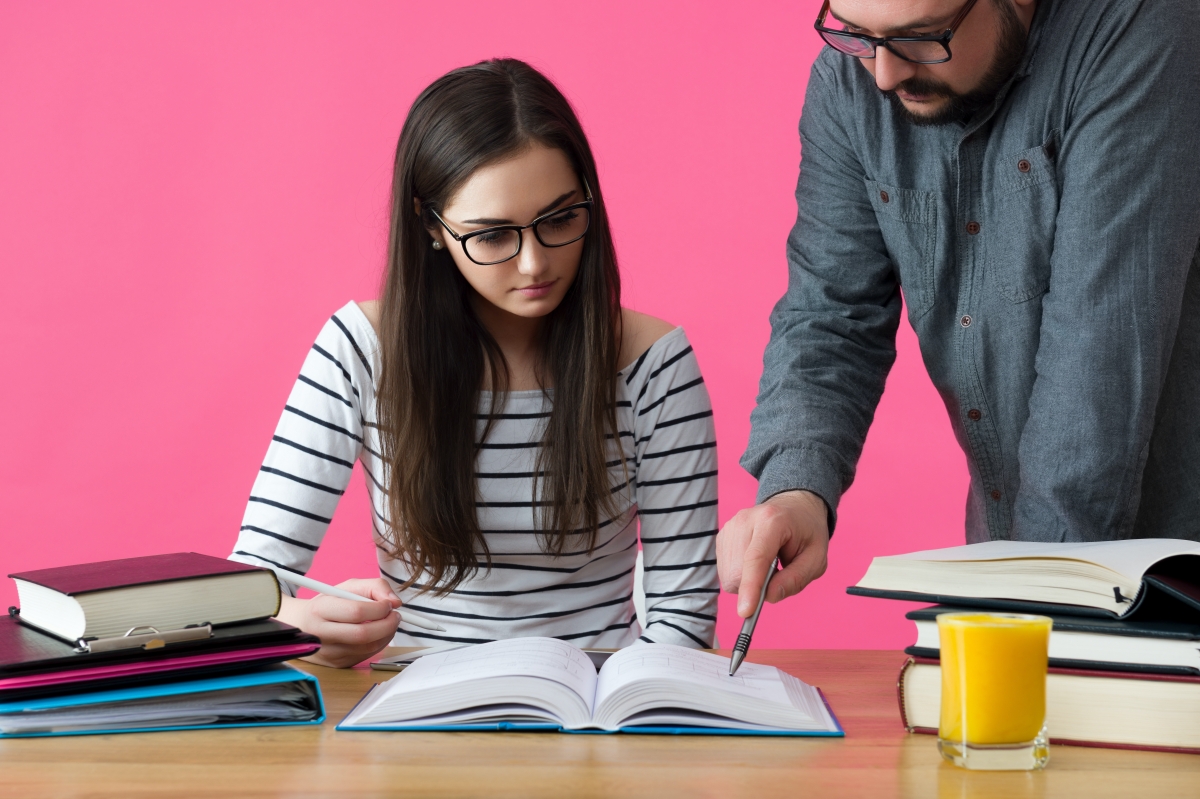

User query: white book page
[361,637,598,711]
[593,644,814,727]
[884,539,1200,581]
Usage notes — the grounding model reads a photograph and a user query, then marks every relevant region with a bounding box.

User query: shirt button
[990,490,1002,501]
[880,190,890,203]
[967,409,982,421]
[960,315,972,327]
[1017,159,1032,173]
[966,221,981,235]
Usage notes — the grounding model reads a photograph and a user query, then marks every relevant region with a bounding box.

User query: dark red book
[899,656,1200,755]
[9,553,281,643]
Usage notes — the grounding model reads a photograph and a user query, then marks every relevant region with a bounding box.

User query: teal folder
[0,663,324,738]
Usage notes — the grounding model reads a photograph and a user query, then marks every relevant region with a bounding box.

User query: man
[718,0,1200,620]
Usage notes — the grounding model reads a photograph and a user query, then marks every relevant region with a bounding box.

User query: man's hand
[717,490,830,617]
[275,578,402,668]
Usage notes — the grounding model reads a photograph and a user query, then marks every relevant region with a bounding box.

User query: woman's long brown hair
[376,59,623,595]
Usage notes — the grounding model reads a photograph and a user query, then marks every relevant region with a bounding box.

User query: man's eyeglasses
[814,0,980,65]
[426,185,593,266]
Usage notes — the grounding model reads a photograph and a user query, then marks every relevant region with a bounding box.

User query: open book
[338,638,843,736]
[848,540,1200,619]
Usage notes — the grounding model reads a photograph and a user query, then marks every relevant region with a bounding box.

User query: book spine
[896,657,915,733]
[914,654,1200,684]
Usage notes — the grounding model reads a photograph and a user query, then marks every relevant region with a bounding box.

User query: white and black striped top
[230,302,718,649]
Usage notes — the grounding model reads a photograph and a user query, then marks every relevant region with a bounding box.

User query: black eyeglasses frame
[426,181,594,266]
[813,0,981,65]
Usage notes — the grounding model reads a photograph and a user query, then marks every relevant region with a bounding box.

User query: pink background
[0,1,966,649]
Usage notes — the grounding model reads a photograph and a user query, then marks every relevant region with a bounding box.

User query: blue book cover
[0,663,325,738]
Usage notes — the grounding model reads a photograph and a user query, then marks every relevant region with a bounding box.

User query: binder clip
[74,623,214,654]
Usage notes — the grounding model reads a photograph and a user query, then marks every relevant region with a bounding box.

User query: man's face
[828,0,1033,126]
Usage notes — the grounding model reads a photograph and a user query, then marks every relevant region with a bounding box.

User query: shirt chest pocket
[866,180,938,321]
[985,136,1060,303]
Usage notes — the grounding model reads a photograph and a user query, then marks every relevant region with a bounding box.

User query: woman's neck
[473,295,546,392]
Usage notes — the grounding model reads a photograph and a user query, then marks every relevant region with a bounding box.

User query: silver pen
[728,558,778,676]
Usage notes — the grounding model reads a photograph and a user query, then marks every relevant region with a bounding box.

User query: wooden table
[1,649,1197,798]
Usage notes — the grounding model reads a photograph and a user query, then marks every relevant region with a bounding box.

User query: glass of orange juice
[936,612,1052,770]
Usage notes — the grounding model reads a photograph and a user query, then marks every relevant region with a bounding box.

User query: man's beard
[884,0,1028,127]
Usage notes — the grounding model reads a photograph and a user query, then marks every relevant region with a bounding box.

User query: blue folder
[0,664,325,738]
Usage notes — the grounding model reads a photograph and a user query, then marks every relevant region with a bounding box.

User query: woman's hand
[275,578,402,668]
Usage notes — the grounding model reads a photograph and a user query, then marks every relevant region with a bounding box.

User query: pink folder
[0,643,319,691]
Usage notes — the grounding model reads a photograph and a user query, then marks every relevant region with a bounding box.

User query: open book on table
[338,638,843,736]
[848,539,1200,620]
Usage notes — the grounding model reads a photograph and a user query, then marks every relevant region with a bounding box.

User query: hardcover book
[898,657,1200,754]
[904,605,1200,676]
[9,552,281,642]
[848,539,1200,620]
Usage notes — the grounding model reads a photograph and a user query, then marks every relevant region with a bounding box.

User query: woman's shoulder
[298,301,380,382]
[356,300,382,338]
[618,308,679,371]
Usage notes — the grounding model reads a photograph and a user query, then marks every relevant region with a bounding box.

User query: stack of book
[848,539,1200,754]
[1,552,324,737]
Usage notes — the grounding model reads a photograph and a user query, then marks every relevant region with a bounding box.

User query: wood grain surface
[1,649,1197,798]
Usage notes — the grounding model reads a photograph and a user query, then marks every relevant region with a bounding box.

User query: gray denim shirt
[743,0,1200,542]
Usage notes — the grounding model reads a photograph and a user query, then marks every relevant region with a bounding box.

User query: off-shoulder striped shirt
[229,301,718,648]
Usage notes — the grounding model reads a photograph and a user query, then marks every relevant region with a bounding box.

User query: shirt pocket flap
[995,134,1058,195]
[866,180,935,225]
[864,179,938,320]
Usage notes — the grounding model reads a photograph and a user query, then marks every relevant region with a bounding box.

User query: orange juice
[937,613,1051,769]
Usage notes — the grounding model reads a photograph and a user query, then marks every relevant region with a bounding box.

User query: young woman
[229,59,718,667]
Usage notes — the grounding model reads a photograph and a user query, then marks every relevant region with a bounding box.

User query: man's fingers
[720,492,833,616]
[766,557,813,605]
[737,543,781,618]
[765,533,829,604]
[716,512,753,593]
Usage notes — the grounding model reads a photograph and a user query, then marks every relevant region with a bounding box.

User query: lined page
[594,644,798,713]
[376,637,598,709]
[887,540,1200,580]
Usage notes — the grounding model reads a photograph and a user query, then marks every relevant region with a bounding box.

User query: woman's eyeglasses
[426,186,593,266]
[814,0,980,65]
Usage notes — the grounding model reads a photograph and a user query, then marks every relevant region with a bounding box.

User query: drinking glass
[936,613,1052,770]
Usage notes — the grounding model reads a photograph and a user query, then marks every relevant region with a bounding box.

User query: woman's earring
[432,240,443,250]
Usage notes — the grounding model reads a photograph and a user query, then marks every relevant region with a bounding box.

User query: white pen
[268,566,447,632]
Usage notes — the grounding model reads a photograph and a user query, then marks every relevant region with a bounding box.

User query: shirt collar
[1014,0,1051,80]
[960,0,1051,135]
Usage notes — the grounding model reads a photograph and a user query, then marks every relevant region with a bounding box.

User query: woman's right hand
[275,578,402,668]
